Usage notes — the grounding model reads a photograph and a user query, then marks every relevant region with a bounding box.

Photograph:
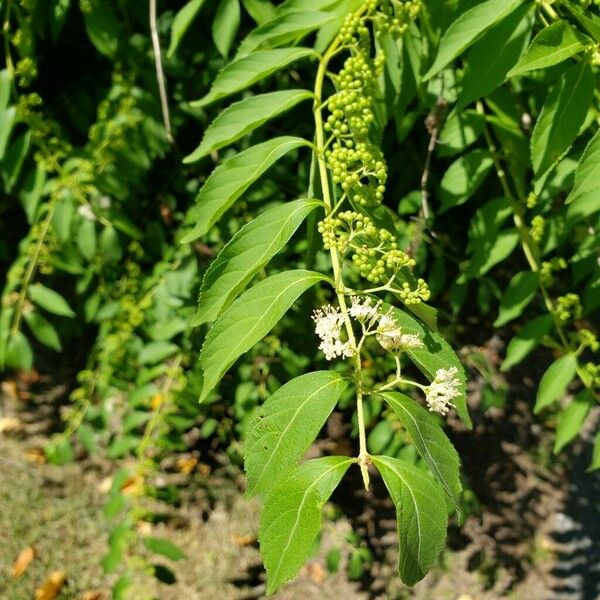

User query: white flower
[98,195,112,209]
[398,333,424,350]
[312,304,355,361]
[319,338,355,361]
[77,203,96,221]
[425,366,460,415]
[375,313,422,353]
[312,305,344,340]
[349,296,380,323]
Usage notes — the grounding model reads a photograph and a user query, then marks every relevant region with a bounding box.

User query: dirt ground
[1,372,599,600]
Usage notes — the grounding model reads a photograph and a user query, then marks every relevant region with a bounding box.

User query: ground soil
[0,363,598,600]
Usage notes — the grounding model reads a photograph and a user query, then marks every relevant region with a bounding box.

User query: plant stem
[313,3,370,489]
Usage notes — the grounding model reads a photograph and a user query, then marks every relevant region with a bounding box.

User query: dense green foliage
[0,0,599,596]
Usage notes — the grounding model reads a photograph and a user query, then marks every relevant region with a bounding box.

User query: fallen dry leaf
[198,463,211,477]
[232,533,256,547]
[24,447,46,464]
[1,380,19,399]
[306,562,326,584]
[121,474,144,496]
[35,571,67,600]
[80,590,106,600]
[12,546,35,577]
[0,416,23,433]
[176,456,198,474]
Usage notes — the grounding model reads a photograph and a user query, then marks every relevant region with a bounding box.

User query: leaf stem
[313,3,370,489]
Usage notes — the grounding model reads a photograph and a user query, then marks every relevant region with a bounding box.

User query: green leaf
[83,2,123,58]
[138,341,179,365]
[566,128,600,206]
[423,0,526,80]
[501,314,553,371]
[5,331,33,371]
[0,106,16,162]
[438,109,485,157]
[384,304,472,429]
[534,354,578,414]
[242,0,276,25]
[182,136,308,242]
[77,217,96,261]
[23,310,62,351]
[1,131,31,192]
[236,10,335,58]
[192,199,320,326]
[143,537,186,561]
[378,392,462,506]
[28,283,76,318]
[199,270,325,402]
[260,456,352,594]
[367,420,394,454]
[372,455,447,586]
[589,432,600,472]
[191,47,316,108]
[245,371,347,497]
[440,149,493,212]
[184,90,312,163]
[530,61,594,177]
[508,20,591,78]
[562,2,600,43]
[122,411,151,432]
[167,0,207,58]
[456,4,533,110]
[493,271,539,327]
[212,0,241,58]
[553,390,593,454]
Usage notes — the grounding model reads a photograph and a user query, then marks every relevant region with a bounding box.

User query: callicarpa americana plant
[186,0,471,592]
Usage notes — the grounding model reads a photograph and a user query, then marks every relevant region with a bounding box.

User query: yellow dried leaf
[176,456,198,474]
[12,546,35,577]
[121,474,144,496]
[35,571,67,600]
[24,447,46,464]
[232,533,256,547]
[0,416,23,433]
[81,590,106,600]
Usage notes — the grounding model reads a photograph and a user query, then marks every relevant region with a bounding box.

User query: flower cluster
[375,313,424,352]
[425,367,461,415]
[312,305,355,361]
[555,293,582,323]
[583,362,600,389]
[529,215,545,243]
[540,257,567,286]
[577,328,599,352]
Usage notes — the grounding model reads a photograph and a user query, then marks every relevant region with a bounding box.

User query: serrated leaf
[236,10,335,58]
[28,283,75,318]
[260,456,352,594]
[245,371,347,497]
[566,128,600,207]
[553,390,593,454]
[384,304,472,429]
[456,4,533,110]
[440,149,493,212]
[143,536,186,561]
[372,455,447,586]
[23,310,61,351]
[508,20,591,78]
[184,90,312,163]
[531,61,593,177]
[199,270,325,402]
[494,271,539,327]
[212,0,241,58]
[501,314,553,371]
[193,199,320,326]
[424,0,526,80]
[167,0,207,58]
[182,136,308,242]
[378,392,461,505]
[534,353,577,414]
[192,47,316,108]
